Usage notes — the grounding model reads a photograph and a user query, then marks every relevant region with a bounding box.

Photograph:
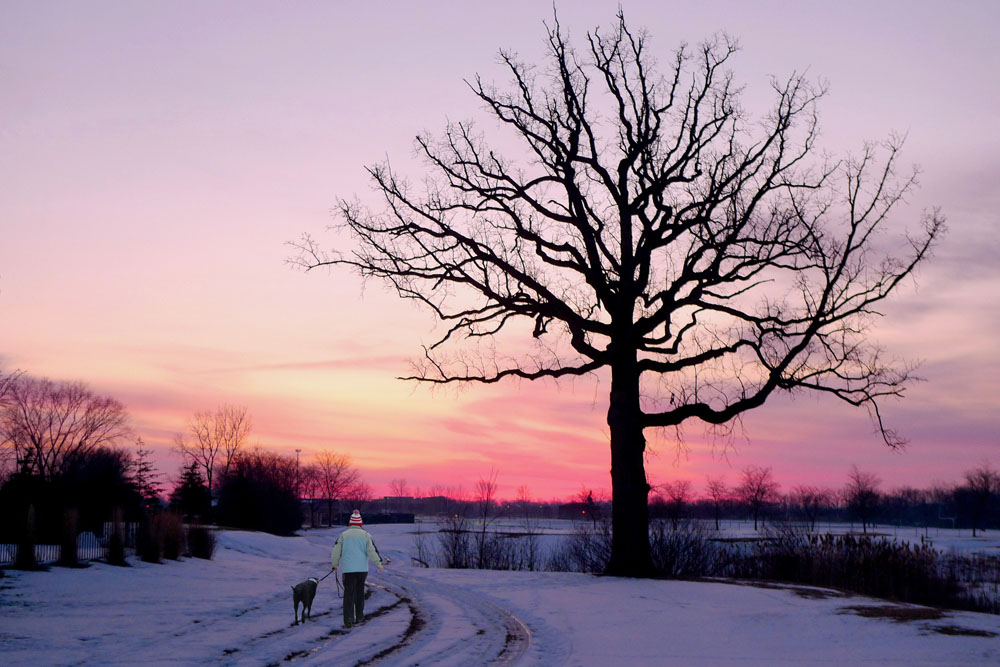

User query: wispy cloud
[202,355,407,375]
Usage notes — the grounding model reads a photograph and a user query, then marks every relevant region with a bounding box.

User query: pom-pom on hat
[349,509,363,527]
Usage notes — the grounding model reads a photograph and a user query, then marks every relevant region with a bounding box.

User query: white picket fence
[0,523,138,566]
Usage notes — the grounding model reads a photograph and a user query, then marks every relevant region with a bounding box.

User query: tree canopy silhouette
[1,375,130,481]
[294,12,942,576]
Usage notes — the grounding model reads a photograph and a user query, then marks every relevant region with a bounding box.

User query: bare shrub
[104,521,128,567]
[547,520,612,574]
[186,523,216,560]
[731,529,957,607]
[941,552,1000,614]
[15,504,38,569]
[649,520,727,578]
[438,514,472,569]
[57,508,80,567]
[478,532,523,571]
[160,513,185,560]
[105,508,128,566]
[137,516,162,563]
[412,521,433,568]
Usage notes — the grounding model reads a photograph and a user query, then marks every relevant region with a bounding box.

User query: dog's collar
[307,577,318,583]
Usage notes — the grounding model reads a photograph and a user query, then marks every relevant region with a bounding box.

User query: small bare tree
[294,11,942,576]
[314,450,361,526]
[516,485,542,570]
[660,480,692,529]
[344,479,373,506]
[299,464,322,528]
[956,460,999,537]
[844,464,882,534]
[474,469,502,568]
[705,476,729,531]
[0,376,130,480]
[174,404,251,493]
[389,478,409,496]
[791,485,830,531]
[576,486,604,528]
[389,477,409,512]
[737,466,779,531]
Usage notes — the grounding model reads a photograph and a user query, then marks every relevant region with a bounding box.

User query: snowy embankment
[2,524,999,666]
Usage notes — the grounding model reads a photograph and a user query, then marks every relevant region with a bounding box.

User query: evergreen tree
[132,438,163,509]
[169,462,211,520]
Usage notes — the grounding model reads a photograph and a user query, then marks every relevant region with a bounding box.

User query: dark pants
[342,571,367,626]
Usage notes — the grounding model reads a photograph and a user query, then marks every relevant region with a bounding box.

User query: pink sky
[2,1,998,500]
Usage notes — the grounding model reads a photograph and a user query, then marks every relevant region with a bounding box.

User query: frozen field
[2,522,999,665]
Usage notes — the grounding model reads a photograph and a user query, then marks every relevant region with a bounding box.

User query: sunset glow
[2,1,997,499]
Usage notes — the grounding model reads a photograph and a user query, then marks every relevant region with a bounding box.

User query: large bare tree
[174,404,251,492]
[0,375,131,480]
[294,13,942,575]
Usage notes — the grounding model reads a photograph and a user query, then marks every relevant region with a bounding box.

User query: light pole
[295,448,301,498]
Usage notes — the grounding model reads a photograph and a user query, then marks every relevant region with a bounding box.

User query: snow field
[1,523,999,665]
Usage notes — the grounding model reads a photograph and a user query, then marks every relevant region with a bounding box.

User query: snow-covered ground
[2,523,999,665]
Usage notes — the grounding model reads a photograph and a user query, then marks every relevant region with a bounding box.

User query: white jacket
[331,526,383,573]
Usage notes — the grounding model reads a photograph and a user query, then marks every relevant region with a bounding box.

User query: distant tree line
[365,462,998,538]
[646,462,1000,535]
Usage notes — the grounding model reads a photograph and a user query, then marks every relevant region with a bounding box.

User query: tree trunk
[604,354,655,577]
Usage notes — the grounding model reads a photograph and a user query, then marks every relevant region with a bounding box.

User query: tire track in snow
[274,583,412,665]
[359,570,530,666]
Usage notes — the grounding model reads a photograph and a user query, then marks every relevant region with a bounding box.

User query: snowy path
[260,573,530,666]
[368,570,531,665]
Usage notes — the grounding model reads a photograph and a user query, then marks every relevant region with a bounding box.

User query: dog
[291,577,319,625]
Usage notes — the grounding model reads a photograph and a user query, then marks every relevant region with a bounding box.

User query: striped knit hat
[348,509,363,527]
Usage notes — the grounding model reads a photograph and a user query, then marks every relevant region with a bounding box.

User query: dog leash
[314,566,343,598]
[319,566,343,597]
